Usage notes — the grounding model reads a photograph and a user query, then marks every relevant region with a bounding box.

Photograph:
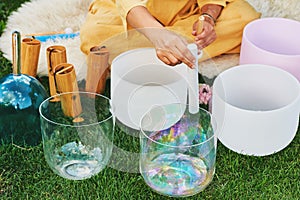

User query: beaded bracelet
[200,13,216,25]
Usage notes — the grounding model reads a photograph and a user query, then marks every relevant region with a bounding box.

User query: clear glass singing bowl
[39,91,114,180]
[139,102,217,197]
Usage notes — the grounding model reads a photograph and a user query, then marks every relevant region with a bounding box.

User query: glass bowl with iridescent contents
[139,103,217,197]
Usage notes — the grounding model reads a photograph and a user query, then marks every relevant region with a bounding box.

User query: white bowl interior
[111,48,188,129]
[215,65,300,111]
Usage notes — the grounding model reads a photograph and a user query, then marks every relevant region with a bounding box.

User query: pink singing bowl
[240,17,300,81]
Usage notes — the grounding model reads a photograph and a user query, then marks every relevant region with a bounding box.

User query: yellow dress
[80,0,261,61]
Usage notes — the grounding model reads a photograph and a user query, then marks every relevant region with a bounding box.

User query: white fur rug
[0,0,299,80]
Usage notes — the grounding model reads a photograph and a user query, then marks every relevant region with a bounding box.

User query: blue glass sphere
[0,74,48,146]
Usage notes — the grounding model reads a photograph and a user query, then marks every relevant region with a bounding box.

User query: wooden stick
[23,31,65,37]
[46,45,67,102]
[54,63,82,120]
[21,38,41,77]
[85,46,109,96]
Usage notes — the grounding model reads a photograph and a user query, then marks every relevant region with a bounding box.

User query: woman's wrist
[200,4,223,24]
[200,13,216,25]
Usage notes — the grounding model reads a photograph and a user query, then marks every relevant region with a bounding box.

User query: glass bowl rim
[139,103,216,148]
[39,91,114,128]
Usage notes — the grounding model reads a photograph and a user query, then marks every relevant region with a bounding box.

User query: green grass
[0,1,300,199]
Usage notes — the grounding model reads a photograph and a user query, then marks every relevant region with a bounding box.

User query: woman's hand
[127,6,195,68]
[143,28,196,68]
[192,4,223,53]
[192,15,217,54]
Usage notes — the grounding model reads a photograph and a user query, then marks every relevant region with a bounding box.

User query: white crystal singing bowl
[110,48,188,130]
[212,64,300,156]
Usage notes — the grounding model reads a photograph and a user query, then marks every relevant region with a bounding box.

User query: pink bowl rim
[242,17,300,57]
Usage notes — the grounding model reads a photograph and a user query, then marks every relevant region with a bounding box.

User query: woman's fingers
[195,30,216,49]
[194,19,216,49]
[175,47,195,68]
[156,47,195,68]
[150,28,196,68]
[175,40,195,65]
[156,48,179,66]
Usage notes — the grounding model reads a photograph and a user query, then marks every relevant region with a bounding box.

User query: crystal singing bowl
[0,74,48,145]
[111,47,188,131]
[140,103,217,197]
[0,31,48,146]
[240,17,300,81]
[39,91,114,180]
[212,64,300,156]
[103,28,206,132]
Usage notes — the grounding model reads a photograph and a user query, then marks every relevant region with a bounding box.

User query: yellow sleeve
[116,0,148,30]
[197,0,234,8]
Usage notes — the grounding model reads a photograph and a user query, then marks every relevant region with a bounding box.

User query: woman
[80,0,261,68]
